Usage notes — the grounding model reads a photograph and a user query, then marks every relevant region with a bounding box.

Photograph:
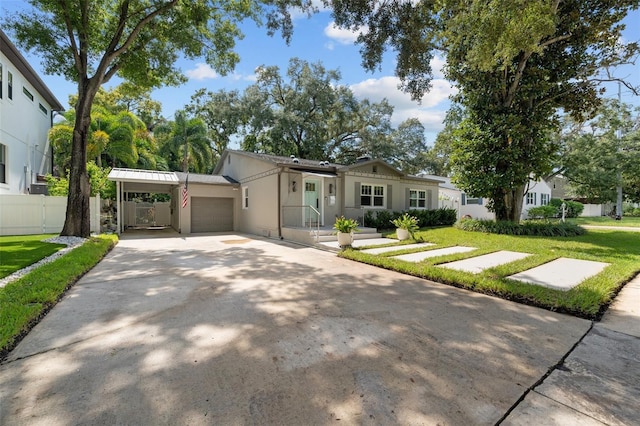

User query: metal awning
[108,168,179,184]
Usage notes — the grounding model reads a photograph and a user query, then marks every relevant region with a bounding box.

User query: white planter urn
[337,231,353,247]
[396,228,411,241]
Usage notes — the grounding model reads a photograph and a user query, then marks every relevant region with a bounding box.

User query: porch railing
[343,206,366,226]
[282,205,321,241]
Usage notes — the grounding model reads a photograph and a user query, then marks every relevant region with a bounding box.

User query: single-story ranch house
[109,150,442,245]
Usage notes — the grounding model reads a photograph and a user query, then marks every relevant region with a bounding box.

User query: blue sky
[3,1,639,144]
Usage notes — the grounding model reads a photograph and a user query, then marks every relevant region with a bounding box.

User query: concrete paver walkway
[319,237,397,250]
[438,250,531,274]
[360,242,434,255]
[393,245,476,262]
[508,258,610,291]
[1,233,591,425]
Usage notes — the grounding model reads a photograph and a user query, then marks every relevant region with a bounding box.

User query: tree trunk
[494,185,525,222]
[60,78,99,237]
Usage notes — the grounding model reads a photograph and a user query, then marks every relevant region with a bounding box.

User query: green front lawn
[0,235,118,359]
[571,216,640,227]
[0,234,65,279]
[341,227,639,319]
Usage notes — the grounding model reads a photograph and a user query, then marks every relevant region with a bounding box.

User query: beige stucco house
[109,149,441,244]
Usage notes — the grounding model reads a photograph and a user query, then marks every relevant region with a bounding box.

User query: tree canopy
[559,100,640,203]
[329,0,640,221]
[187,57,431,172]
[4,0,312,236]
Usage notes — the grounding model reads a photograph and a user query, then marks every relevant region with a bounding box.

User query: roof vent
[356,155,371,163]
[290,154,296,159]
[292,157,300,163]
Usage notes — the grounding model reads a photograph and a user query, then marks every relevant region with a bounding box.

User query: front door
[304,179,320,226]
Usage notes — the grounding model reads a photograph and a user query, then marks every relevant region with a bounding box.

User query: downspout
[277,169,282,239]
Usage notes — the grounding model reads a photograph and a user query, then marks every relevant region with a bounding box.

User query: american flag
[181,174,189,208]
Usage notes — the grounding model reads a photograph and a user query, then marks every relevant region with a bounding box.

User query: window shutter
[461,193,466,205]
[387,185,392,209]
[427,190,433,209]
[355,182,361,208]
[405,188,410,210]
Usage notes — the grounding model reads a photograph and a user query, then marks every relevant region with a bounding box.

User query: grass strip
[571,216,640,227]
[339,227,639,320]
[0,234,118,359]
[0,234,65,279]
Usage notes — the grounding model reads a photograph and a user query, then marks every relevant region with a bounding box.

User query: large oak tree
[5,0,311,236]
[328,0,640,221]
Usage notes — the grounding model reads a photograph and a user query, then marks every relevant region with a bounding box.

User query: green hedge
[455,218,586,236]
[365,208,457,230]
[549,198,584,218]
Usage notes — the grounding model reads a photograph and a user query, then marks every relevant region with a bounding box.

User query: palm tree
[157,110,213,173]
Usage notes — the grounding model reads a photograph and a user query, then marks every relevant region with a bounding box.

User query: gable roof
[213,149,339,174]
[214,149,443,184]
[1,29,64,111]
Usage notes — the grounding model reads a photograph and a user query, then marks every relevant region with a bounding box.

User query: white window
[540,193,550,205]
[361,184,384,207]
[23,86,34,101]
[526,192,537,205]
[0,143,7,184]
[8,71,13,100]
[462,194,482,205]
[242,186,249,209]
[410,189,427,209]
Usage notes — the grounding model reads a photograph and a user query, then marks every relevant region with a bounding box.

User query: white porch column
[116,181,122,235]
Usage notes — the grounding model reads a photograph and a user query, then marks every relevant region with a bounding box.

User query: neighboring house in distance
[0,29,64,195]
[546,174,611,217]
[109,150,442,244]
[424,174,552,220]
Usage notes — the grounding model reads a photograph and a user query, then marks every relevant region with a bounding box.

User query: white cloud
[350,75,457,134]
[290,0,330,19]
[323,21,367,45]
[430,56,447,79]
[186,63,218,81]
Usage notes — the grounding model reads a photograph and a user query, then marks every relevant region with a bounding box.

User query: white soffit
[303,171,338,178]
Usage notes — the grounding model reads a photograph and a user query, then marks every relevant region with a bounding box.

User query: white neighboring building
[0,29,64,195]
[424,175,552,220]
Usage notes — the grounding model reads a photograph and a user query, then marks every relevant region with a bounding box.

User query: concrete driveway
[0,233,590,425]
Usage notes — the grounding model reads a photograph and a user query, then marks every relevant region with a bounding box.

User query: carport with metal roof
[108,168,180,235]
[108,168,241,235]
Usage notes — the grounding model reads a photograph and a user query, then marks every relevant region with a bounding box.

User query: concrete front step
[315,227,382,242]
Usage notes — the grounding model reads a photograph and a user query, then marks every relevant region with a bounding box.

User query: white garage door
[191,197,234,233]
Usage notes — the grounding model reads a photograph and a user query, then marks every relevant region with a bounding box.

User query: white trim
[360,183,385,209]
[242,186,249,209]
[409,188,427,209]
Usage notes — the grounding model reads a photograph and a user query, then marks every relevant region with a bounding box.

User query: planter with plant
[333,216,359,247]
[391,213,419,240]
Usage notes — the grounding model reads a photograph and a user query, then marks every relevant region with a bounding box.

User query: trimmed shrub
[549,198,584,218]
[527,205,557,219]
[364,208,457,230]
[455,218,585,237]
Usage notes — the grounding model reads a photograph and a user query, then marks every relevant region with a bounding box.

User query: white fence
[0,194,101,236]
[123,201,171,228]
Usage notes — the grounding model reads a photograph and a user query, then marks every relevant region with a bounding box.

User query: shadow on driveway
[0,234,590,425]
